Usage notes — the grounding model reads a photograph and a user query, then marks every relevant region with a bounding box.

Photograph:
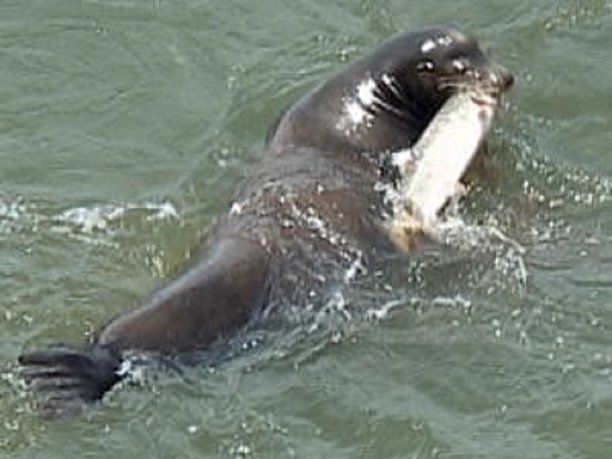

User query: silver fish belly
[388,91,497,249]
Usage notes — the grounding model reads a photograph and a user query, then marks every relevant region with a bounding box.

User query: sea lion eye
[416,60,435,72]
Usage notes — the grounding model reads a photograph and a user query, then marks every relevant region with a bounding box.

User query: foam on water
[0,197,30,235]
[56,201,179,233]
[0,197,180,245]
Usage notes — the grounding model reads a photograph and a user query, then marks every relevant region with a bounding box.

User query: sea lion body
[19,26,513,417]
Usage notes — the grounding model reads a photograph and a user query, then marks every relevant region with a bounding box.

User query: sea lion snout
[468,62,513,100]
[488,64,514,91]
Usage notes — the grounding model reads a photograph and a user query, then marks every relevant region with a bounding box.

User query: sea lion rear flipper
[19,344,122,418]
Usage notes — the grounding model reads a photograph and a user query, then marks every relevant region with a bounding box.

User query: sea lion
[19,26,513,417]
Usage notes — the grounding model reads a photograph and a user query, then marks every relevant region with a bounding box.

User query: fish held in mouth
[388,90,499,250]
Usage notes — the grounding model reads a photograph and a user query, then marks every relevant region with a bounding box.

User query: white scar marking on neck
[336,77,377,135]
[345,100,369,124]
[356,78,377,106]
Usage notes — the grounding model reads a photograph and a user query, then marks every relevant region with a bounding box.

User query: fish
[388,90,498,250]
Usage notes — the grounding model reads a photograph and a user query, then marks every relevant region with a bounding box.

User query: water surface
[1,1,612,458]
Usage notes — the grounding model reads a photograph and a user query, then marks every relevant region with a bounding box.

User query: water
[1,1,611,457]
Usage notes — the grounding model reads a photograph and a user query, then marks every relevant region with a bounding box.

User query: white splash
[366,299,405,321]
[145,201,178,221]
[230,201,243,215]
[343,253,365,284]
[58,201,178,233]
[57,206,122,232]
[392,148,418,174]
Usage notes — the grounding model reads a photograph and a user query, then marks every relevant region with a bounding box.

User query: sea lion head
[361,26,514,131]
[401,27,513,104]
[269,26,513,157]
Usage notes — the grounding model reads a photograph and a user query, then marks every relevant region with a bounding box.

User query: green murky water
[1,1,612,458]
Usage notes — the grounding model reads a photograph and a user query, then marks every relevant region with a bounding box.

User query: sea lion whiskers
[436,77,502,101]
[379,73,411,106]
[342,75,413,127]
[366,75,418,123]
